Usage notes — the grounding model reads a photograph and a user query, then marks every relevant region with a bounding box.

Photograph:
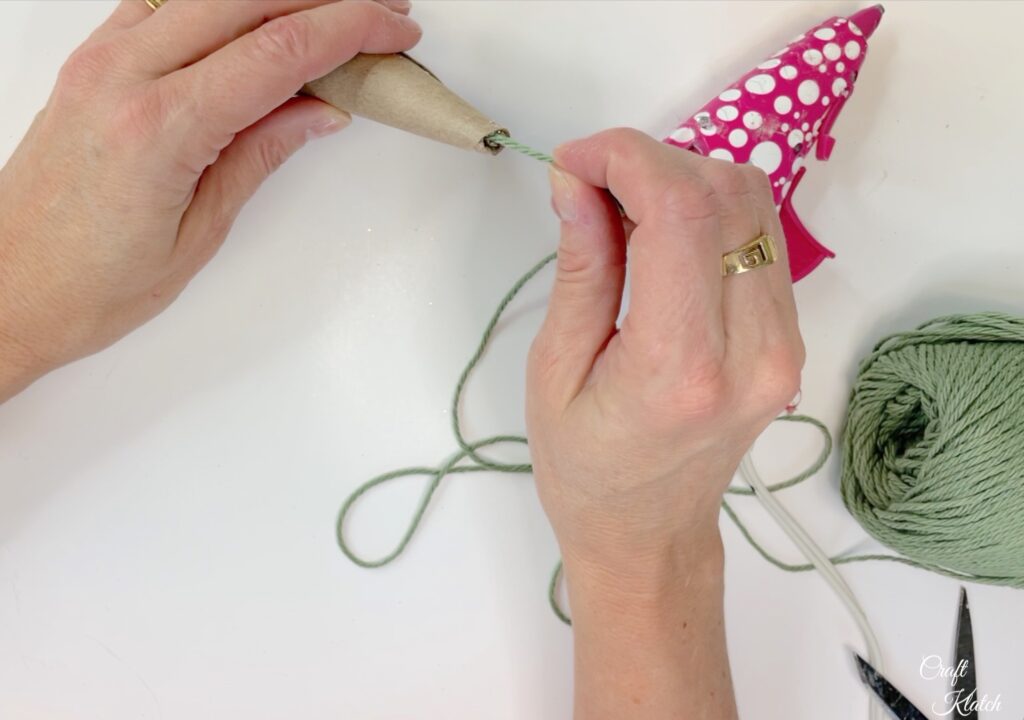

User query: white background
[2,1,1023,718]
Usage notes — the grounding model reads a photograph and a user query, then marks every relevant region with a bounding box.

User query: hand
[525,128,803,719]
[0,0,421,401]
[528,127,803,571]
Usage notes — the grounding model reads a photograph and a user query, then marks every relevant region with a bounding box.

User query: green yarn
[486,133,556,163]
[718,314,1024,586]
[336,249,839,624]
[841,312,1024,588]
[336,136,1024,623]
[336,253,568,619]
[337,253,552,568]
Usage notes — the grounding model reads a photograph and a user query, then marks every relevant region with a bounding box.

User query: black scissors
[854,587,977,720]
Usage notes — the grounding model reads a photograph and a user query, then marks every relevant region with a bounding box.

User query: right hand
[526,128,805,580]
[0,0,420,402]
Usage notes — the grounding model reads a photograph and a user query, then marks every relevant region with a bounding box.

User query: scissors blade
[954,587,979,720]
[854,654,930,720]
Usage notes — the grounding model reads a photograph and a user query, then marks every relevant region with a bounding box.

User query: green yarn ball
[841,312,1024,588]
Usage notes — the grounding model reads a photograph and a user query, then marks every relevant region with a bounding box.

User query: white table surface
[2,1,1023,718]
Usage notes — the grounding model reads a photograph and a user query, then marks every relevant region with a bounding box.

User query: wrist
[562,524,736,720]
[554,487,726,579]
[560,520,724,611]
[0,301,50,402]
[0,333,45,403]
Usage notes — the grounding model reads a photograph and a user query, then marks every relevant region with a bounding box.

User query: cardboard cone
[302,53,507,155]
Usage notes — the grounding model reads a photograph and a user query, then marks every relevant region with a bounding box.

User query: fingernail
[307,109,351,140]
[548,166,576,222]
[381,0,412,11]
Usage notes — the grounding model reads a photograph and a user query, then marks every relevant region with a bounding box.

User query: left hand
[0,0,421,401]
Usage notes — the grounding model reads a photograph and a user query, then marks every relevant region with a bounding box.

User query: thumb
[173,97,350,272]
[530,166,627,406]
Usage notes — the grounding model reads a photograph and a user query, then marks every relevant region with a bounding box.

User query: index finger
[553,128,725,366]
[158,0,421,162]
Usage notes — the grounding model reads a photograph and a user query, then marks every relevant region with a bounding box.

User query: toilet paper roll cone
[302,53,507,155]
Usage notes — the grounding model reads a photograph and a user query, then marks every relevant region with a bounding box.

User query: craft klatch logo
[920,655,1003,716]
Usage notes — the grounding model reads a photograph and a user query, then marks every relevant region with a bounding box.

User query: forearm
[0,328,44,403]
[564,527,737,720]
[0,241,48,403]
[0,174,51,403]
[0,247,48,403]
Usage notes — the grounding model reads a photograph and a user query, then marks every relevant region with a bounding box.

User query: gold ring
[722,234,778,277]
[144,0,165,10]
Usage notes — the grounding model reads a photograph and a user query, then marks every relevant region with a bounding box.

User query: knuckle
[680,358,731,414]
[742,164,774,199]
[252,14,315,66]
[758,340,805,410]
[625,331,729,423]
[645,362,730,430]
[602,126,654,154]
[774,364,803,407]
[658,173,717,222]
[57,42,119,93]
[354,0,391,23]
[630,335,673,373]
[701,160,750,197]
[252,133,295,176]
[603,127,680,174]
[341,0,399,42]
[109,83,189,142]
[792,333,807,371]
[554,241,595,281]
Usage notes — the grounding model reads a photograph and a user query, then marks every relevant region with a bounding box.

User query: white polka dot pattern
[749,141,783,174]
[662,6,880,220]
[802,48,823,66]
[728,128,749,147]
[717,105,739,121]
[742,111,764,130]
[798,79,820,105]
[744,73,776,95]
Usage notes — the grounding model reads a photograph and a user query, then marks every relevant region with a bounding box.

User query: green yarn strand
[450,252,556,470]
[336,134,1024,625]
[548,561,571,625]
[335,252,561,611]
[486,133,556,163]
[723,414,832,497]
[336,246,844,624]
[336,435,523,569]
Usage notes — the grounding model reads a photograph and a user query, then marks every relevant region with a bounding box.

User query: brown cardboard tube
[301,53,508,155]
